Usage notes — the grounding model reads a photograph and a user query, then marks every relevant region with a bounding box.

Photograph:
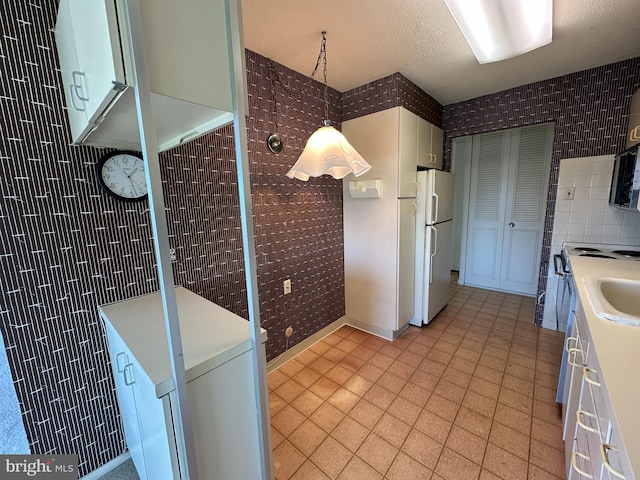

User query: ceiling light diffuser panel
[444,0,553,64]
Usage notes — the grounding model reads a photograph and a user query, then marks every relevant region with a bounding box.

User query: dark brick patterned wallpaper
[6,0,636,474]
[245,51,346,358]
[442,57,640,324]
[0,1,344,475]
[1,1,150,472]
[342,72,443,127]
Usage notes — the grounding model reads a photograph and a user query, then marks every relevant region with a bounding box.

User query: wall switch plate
[561,187,575,200]
[283,279,291,295]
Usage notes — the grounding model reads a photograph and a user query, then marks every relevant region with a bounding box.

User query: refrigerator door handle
[432,192,439,223]
[429,226,437,284]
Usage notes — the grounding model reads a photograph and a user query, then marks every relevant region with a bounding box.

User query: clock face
[96,151,148,202]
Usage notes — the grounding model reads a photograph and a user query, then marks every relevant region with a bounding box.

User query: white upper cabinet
[55,0,234,152]
[398,108,418,197]
[417,116,444,170]
[343,106,418,199]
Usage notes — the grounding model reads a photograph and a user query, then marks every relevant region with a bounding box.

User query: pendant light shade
[286,32,371,181]
[444,0,553,64]
[286,122,371,181]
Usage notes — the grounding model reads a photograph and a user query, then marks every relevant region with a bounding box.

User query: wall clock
[95,150,148,202]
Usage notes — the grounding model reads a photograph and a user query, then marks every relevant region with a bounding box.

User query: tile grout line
[269,281,565,479]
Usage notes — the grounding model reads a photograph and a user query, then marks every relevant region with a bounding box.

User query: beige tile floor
[268,280,566,480]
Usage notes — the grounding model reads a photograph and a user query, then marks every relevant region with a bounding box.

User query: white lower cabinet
[100,287,268,480]
[564,301,631,480]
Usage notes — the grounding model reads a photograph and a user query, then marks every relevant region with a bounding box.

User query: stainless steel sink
[584,276,640,326]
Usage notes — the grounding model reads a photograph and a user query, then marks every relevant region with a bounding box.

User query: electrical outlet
[283,279,292,295]
[285,326,293,338]
[561,187,575,200]
[169,248,176,261]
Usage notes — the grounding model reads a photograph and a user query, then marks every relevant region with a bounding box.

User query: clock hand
[128,176,146,194]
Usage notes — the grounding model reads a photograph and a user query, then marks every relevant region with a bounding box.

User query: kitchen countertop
[570,255,640,479]
[99,286,268,397]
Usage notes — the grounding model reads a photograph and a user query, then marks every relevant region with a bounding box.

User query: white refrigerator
[411,169,455,326]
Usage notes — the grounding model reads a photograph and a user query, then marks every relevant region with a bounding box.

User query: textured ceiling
[241,0,640,105]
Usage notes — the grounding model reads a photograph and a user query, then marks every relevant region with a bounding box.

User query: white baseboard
[267,317,348,372]
[344,317,397,341]
[266,316,411,373]
[81,452,131,480]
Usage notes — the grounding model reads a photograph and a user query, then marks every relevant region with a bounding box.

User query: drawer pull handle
[601,444,625,479]
[116,352,127,373]
[576,409,599,434]
[71,70,89,101]
[565,335,578,352]
[571,451,593,479]
[123,364,135,386]
[583,367,601,387]
[69,84,86,111]
[568,347,584,367]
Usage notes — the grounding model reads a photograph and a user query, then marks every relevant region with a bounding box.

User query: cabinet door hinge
[111,81,127,92]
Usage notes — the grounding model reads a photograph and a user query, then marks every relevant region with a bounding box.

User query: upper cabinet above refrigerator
[417,116,444,170]
[55,0,235,152]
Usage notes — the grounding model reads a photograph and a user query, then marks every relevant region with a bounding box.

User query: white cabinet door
[55,0,125,142]
[131,360,174,480]
[105,326,146,478]
[55,0,87,138]
[430,125,444,170]
[417,117,432,169]
[106,324,174,480]
[68,0,124,122]
[399,108,418,198]
[397,198,416,330]
[185,350,263,480]
[417,117,443,170]
[55,0,235,152]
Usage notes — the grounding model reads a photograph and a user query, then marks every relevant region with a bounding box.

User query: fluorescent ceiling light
[444,0,553,64]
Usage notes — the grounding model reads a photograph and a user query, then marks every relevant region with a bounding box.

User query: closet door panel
[500,124,553,295]
[464,132,509,289]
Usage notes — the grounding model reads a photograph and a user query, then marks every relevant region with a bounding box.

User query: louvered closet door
[464,124,552,295]
[500,125,552,294]
[464,131,510,290]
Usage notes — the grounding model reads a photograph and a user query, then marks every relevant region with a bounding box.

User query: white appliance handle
[429,226,437,284]
[432,192,439,223]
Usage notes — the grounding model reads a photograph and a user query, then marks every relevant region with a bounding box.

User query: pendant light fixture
[286,32,371,181]
[443,0,553,64]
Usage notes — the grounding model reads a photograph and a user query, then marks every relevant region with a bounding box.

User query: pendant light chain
[267,60,280,132]
[320,32,329,123]
[285,31,372,181]
[268,31,330,123]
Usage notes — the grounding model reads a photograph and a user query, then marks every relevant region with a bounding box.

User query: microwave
[610,145,640,212]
